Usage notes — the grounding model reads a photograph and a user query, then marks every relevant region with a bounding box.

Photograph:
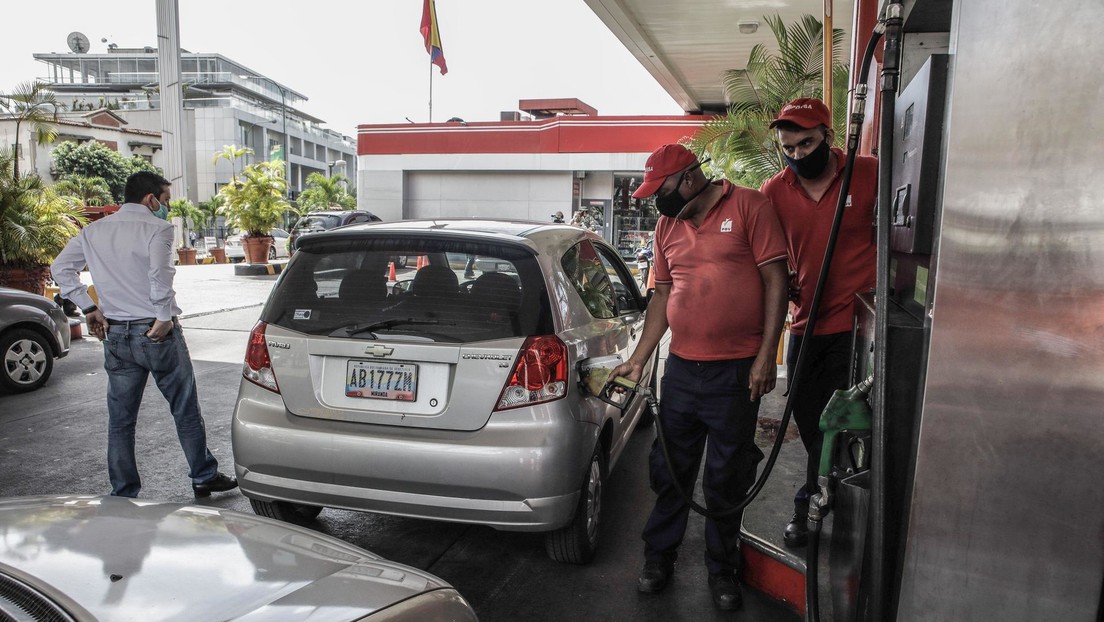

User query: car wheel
[250,498,324,526]
[545,444,606,564]
[396,255,408,268]
[0,328,54,393]
[268,246,277,260]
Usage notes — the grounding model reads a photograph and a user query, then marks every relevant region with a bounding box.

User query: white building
[0,108,163,180]
[29,47,356,204]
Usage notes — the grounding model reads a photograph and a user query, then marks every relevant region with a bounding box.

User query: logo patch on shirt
[720,218,733,233]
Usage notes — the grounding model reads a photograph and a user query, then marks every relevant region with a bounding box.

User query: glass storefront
[611,174,657,261]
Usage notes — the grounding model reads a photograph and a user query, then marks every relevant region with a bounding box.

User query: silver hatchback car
[232,219,656,563]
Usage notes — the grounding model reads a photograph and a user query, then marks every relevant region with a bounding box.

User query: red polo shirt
[760,148,877,336]
[653,180,787,360]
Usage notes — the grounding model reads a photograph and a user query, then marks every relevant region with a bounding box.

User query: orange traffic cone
[388,261,397,281]
[646,265,655,290]
[416,255,424,270]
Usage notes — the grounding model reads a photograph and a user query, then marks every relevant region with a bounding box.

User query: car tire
[250,498,324,526]
[0,328,54,394]
[268,246,277,261]
[545,444,606,564]
[396,255,408,268]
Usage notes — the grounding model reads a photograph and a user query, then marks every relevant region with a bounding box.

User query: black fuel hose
[804,20,888,622]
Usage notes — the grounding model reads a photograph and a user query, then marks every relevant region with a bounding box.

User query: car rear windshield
[293,215,342,231]
[261,237,554,342]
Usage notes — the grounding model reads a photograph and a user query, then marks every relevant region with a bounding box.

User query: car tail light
[243,321,279,393]
[495,335,568,410]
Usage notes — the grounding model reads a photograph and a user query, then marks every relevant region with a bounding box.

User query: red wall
[357,115,711,156]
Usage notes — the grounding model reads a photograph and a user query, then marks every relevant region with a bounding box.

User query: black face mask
[655,164,708,218]
[784,138,832,179]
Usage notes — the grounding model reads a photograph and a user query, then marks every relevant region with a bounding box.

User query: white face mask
[150,196,169,220]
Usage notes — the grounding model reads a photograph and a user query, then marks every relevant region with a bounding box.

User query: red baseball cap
[769,97,831,129]
[632,144,699,199]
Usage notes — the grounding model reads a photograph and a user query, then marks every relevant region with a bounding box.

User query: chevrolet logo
[364,345,394,357]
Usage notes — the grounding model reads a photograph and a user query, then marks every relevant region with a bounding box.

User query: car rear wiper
[336,318,451,338]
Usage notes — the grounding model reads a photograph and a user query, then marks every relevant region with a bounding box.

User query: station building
[356,98,707,257]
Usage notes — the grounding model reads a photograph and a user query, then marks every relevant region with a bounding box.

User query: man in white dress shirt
[51,171,237,498]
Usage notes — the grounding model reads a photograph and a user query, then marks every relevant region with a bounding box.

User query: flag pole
[429,61,433,123]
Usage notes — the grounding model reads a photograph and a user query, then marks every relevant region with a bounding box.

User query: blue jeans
[642,354,764,576]
[103,321,218,497]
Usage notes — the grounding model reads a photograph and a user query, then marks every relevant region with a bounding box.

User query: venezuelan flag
[420,0,448,75]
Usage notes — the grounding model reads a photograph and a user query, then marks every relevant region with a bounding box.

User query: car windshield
[294,215,342,231]
[261,237,554,342]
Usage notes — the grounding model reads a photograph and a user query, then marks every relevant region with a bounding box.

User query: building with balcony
[31,47,357,204]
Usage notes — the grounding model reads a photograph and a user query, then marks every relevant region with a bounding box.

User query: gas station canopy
[584,0,854,114]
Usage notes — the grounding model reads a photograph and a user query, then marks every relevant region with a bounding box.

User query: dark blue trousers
[786,331,852,511]
[642,354,764,576]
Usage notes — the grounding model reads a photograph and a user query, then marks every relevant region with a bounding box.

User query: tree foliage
[217,160,293,236]
[0,81,64,179]
[297,172,355,211]
[687,14,849,189]
[0,147,87,268]
[51,140,162,202]
[54,174,114,207]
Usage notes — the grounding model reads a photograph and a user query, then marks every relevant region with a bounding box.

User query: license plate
[345,360,418,401]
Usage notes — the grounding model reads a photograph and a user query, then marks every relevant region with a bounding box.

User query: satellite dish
[67,32,90,54]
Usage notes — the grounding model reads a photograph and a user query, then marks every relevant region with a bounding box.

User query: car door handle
[622,314,639,324]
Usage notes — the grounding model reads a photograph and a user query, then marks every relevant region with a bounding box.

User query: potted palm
[0,148,87,295]
[217,160,291,264]
[168,198,204,265]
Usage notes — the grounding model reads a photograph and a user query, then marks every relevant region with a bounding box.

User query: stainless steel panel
[896,0,1104,620]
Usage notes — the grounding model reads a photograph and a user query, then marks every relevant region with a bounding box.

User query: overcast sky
[1,0,684,137]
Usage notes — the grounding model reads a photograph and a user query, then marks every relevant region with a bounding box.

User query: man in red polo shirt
[610,144,788,611]
[759,98,877,547]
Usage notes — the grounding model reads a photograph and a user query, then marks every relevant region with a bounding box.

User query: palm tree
[212,144,254,185]
[687,15,849,189]
[0,81,64,179]
[0,147,86,293]
[297,172,355,211]
[54,175,114,207]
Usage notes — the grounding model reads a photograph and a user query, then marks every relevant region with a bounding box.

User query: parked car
[0,286,71,393]
[0,495,477,621]
[225,228,291,262]
[289,210,382,254]
[232,219,656,564]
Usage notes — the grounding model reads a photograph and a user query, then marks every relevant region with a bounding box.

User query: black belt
[105,317,158,326]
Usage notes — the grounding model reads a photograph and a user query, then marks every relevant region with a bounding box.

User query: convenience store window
[612,174,657,261]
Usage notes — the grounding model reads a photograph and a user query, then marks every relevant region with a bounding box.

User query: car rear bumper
[232,382,596,532]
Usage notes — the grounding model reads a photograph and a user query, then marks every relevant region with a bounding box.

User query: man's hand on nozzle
[609,358,645,389]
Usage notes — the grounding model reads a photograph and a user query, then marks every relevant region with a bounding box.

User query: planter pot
[209,247,227,264]
[176,248,197,265]
[0,265,52,297]
[242,235,274,264]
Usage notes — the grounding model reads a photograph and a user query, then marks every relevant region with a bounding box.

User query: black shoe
[192,473,238,497]
[708,573,743,611]
[637,559,674,594]
[783,512,809,547]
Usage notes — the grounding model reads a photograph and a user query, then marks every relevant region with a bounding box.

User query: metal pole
[428,62,433,123]
[280,86,290,200]
[155,0,188,201]
[823,0,834,118]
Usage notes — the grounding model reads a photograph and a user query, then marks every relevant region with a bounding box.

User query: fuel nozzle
[808,375,875,529]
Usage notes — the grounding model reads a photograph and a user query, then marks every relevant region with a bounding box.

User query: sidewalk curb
[233,262,286,276]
